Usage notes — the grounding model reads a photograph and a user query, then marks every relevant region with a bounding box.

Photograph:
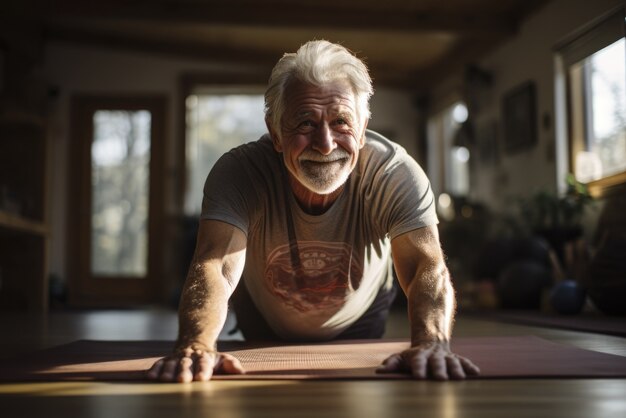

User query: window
[427,101,471,220]
[556,7,626,197]
[184,87,266,215]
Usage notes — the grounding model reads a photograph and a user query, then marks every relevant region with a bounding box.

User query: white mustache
[299,149,350,163]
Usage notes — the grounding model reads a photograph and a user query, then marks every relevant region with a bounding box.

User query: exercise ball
[497,259,552,309]
[515,236,552,268]
[549,280,586,315]
[474,236,552,282]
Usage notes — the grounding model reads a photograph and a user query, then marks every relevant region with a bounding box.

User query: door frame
[67,95,166,307]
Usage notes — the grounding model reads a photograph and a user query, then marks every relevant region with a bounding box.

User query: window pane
[426,101,471,200]
[449,146,470,196]
[574,38,626,182]
[185,94,266,214]
[91,110,151,277]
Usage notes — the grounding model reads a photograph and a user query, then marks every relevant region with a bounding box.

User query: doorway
[68,96,166,307]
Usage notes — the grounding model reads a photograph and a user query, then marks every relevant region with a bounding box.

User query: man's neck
[287,175,344,215]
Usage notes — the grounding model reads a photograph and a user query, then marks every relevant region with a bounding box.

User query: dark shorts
[230,280,398,341]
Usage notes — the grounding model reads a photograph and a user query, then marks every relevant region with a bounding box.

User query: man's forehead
[293,106,355,118]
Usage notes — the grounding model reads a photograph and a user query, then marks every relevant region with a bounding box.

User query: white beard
[295,149,351,194]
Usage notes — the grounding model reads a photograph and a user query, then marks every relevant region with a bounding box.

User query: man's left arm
[377,225,480,380]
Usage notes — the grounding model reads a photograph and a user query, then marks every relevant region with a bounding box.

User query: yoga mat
[475,311,626,337]
[0,336,625,381]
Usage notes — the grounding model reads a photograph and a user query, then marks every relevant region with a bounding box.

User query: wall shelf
[0,110,49,313]
[0,24,50,313]
[0,210,48,236]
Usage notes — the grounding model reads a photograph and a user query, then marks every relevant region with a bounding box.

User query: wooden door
[68,96,165,307]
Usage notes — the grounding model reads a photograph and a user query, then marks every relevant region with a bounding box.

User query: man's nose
[311,123,337,155]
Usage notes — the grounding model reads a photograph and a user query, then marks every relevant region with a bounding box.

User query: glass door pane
[91,110,151,277]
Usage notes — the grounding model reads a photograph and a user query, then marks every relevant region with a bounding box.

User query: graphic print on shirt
[264,241,363,312]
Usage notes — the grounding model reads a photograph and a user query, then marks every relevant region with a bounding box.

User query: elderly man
[147,40,479,382]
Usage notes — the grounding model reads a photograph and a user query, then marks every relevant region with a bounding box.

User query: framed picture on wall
[502,81,537,154]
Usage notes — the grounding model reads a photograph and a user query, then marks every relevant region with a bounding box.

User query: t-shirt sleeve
[200,151,255,236]
[370,149,439,240]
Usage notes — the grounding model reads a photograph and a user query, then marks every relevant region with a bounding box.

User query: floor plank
[0,309,624,418]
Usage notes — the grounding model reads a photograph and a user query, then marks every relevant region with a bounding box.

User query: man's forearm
[176,260,232,352]
[388,227,479,379]
[407,262,456,346]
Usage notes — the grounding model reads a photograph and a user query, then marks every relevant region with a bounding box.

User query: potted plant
[518,174,594,264]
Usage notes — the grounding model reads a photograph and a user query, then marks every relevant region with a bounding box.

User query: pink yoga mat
[0,336,625,381]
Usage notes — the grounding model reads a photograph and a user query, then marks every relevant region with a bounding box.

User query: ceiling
[6,0,549,92]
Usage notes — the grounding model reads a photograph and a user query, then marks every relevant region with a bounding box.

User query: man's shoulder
[361,130,411,165]
[227,134,274,156]
[364,129,396,147]
[218,134,277,169]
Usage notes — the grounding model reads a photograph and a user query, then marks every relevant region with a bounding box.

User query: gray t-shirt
[201,130,438,340]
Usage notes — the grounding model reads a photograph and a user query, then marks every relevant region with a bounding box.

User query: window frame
[176,73,268,212]
[555,6,626,198]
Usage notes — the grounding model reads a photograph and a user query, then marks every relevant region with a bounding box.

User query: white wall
[42,42,420,281]
[432,0,623,212]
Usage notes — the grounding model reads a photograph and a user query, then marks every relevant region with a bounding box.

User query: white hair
[264,40,374,137]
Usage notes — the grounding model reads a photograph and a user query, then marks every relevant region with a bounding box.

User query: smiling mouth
[303,157,345,162]
[300,158,347,167]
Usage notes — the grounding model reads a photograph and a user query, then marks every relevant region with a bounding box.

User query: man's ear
[266,118,282,152]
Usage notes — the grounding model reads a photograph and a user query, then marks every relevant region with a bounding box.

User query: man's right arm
[146,219,247,382]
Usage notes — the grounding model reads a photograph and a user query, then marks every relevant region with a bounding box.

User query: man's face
[271,79,367,195]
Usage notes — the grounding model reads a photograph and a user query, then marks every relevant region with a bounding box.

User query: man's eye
[299,121,315,128]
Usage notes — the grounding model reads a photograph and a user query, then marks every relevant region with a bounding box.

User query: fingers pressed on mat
[146,359,164,380]
[160,358,179,382]
[194,352,214,381]
[221,354,246,374]
[376,354,403,373]
[460,357,481,376]
[410,354,429,379]
[177,356,194,383]
[428,355,448,381]
[445,356,466,380]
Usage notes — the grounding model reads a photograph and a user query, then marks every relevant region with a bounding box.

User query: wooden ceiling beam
[44,23,419,88]
[408,38,503,94]
[44,24,280,69]
[47,1,518,36]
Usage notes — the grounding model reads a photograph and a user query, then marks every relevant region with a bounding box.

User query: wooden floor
[0,309,625,418]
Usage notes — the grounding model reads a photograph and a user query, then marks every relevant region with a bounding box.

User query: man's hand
[146,347,245,383]
[376,341,480,380]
